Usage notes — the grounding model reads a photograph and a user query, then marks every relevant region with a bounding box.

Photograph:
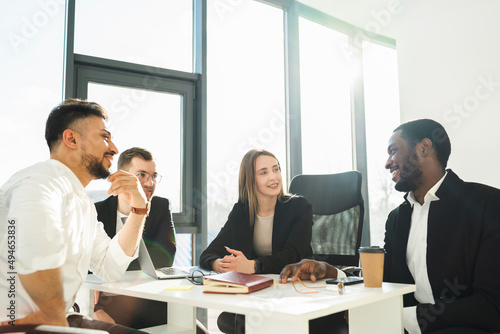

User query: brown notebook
[203,271,274,294]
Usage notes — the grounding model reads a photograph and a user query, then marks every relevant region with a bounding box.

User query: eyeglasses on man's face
[135,172,162,184]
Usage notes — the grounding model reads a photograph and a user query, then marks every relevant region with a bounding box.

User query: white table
[83,271,415,334]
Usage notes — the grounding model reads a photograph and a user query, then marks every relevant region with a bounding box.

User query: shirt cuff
[109,231,140,267]
[403,306,421,334]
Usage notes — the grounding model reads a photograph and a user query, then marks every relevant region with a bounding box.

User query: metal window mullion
[193,0,207,264]
[349,36,371,247]
[284,2,302,182]
[63,0,76,99]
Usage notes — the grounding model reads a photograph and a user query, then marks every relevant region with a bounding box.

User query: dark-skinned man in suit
[280,119,500,334]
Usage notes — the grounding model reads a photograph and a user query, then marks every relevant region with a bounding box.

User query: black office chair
[289,171,364,271]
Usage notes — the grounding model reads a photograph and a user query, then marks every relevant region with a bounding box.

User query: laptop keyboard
[158,267,189,275]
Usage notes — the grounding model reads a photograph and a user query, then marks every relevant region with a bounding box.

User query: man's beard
[143,186,155,201]
[82,151,110,180]
[394,149,423,193]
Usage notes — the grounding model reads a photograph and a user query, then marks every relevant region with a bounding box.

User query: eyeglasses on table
[186,270,216,285]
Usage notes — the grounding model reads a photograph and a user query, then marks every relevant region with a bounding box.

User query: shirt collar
[407,171,448,206]
[48,159,86,196]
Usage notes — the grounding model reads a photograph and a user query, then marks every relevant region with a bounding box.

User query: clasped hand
[217,247,254,274]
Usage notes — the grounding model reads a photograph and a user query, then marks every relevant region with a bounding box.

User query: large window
[85,83,182,210]
[206,0,287,240]
[0,1,65,187]
[299,17,353,174]
[292,5,400,246]
[2,1,401,267]
[71,0,198,267]
[363,41,401,246]
[74,0,193,72]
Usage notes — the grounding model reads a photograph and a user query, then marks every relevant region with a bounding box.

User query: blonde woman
[200,149,313,275]
[200,149,313,333]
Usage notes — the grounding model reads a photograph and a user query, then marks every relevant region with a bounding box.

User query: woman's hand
[217,247,255,274]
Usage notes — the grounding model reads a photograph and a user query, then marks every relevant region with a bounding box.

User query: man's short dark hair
[118,147,154,170]
[394,119,451,169]
[45,98,108,152]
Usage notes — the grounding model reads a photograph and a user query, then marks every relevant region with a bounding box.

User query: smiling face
[385,130,423,193]
[126,157,157,200]
[254,154,282,201]
[79,115,118,180]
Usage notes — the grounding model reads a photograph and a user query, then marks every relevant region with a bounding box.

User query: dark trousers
[96,294,167,329]
[67,315,147,334]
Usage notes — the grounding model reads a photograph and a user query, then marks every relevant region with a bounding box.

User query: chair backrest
[289,171,364,267]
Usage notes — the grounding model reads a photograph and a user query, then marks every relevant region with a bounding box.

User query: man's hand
[279,259,337,283]
[107,170,147,209]
[217,247,254,274]
[108,171,148,256]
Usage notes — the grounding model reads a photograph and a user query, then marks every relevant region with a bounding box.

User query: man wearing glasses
[93,147,176,329]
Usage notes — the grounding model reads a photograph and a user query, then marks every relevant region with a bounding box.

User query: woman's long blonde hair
[238,149,291,226]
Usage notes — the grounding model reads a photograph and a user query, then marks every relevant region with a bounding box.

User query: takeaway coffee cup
[358,246,385,288]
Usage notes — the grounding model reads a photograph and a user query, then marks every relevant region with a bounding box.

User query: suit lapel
[426,170,461,285]
[393,199,414,283]
[101,196,119,237]
[271,199,283,254]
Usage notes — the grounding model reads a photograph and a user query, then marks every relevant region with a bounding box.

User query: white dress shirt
[0,159,137,322]
[403,172,447,334]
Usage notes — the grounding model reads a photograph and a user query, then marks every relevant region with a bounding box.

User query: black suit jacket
[95,195,176,270]
[199,196,313,274]
[93,195,176,329]
[384,170,500,333]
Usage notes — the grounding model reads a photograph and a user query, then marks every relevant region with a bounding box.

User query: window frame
[263,0,397,246]
[72,55,198,231]
[61,0,398,250]
[63,0,204,234]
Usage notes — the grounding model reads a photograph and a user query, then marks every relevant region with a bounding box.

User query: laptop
[137,239,205,279]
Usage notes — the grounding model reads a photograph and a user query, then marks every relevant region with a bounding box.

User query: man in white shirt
[280,119,500,334]
[0,99,149,332]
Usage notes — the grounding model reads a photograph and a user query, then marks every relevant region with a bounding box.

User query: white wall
[395,0,500,187]
[300,0,500,188]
